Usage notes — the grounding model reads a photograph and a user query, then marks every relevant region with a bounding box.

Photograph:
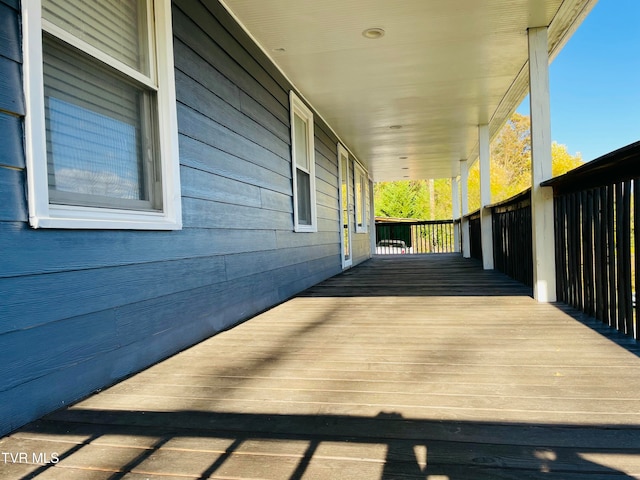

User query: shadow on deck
[301,254,533,297]
[2,254,640,479]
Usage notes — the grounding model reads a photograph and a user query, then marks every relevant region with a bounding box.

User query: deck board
[2,254,640,479]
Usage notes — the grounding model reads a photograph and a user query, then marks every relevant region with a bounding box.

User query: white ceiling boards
[221,0,595,181]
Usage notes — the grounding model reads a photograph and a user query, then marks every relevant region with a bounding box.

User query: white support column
[451,176,461,252]
[528,26,556,302]
[460,160,470,258]
[479,124,494,269]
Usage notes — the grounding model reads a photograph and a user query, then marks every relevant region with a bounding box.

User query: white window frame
[289,91,317,232]
[354,162,369,233]
[22,0,181,230]
[338,143,352,269]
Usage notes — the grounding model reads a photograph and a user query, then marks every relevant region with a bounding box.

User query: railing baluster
[634,178,640,340]
[615,182,625,331]
[554,195,565,303]
[608,184,617,329]
[568,192,579,309]
[622,180,633,335]
[374,219,458,255]
[584,190,595,316]
[598,188,608,324]
[593,188,604,322]
[566,194,574,307]
[577,192,585,310]
[483,190,532,288]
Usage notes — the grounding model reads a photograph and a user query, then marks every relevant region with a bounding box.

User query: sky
[516,0,640,162]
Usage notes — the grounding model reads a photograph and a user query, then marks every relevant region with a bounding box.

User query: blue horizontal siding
[238,89,290,144]
[0,256,227,333]
[177,104,290,177]
[260,188,293,213]
[0,250,344,432]
[182,197,294,230]
[0,310,118,393]
[0,1,20,63]
[0,0,360,437]
[0,112,24,169]
[0,320,214,435]
[174,37,289,145]
[225,244,338,281]
[0,55,23,115]
[172,6,289,124]
[173,37,242,110]
[0,0,19,11]
[179,135,291,195]
[180,165,263,208]
[178,1,289,109]
[0,168,27,222]
[0,222,279,278]
[275,230,339,250]
[0,352,120,435]
[176,71,290,161]
[317,217,342,234]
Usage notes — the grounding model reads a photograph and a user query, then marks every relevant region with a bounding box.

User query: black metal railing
[466,210,482,261]
[375,220,457,254]
[542,141,640,340]
[490,190,533,288]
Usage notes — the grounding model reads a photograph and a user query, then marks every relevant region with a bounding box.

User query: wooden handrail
[541,141,640,194]
[462,209,481,221]
[375,219,454,226]
[487,188,531,213]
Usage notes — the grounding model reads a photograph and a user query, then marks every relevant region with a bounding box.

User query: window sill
[29,205,182,230]
[294,225,318,233]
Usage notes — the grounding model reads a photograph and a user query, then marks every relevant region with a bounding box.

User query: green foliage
[375,113,584,218]
[374,179,452,220]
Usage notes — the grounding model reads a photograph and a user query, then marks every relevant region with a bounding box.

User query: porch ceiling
[220,0,595,181]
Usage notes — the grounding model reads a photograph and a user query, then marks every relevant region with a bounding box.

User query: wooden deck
[3,254,640,479]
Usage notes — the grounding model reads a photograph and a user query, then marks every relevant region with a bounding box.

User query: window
[354,162,369,233]
[290,92,317,232]
[22,0,181,229]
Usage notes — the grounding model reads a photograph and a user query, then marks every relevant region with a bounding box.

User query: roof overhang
[220,0,597,181]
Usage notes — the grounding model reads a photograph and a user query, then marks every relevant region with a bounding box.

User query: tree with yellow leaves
[376,112,583,218]
[466,113,582,211]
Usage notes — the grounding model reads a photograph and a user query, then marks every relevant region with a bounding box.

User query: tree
[374,178,452,220]
[551,141,584,177]
[374,180,426,219]
[375,113,583,218]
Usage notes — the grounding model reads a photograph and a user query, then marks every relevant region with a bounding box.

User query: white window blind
[43,36,157,208]
[42,0,149,75]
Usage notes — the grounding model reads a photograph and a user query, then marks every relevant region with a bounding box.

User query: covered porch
[3,254,640,479]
